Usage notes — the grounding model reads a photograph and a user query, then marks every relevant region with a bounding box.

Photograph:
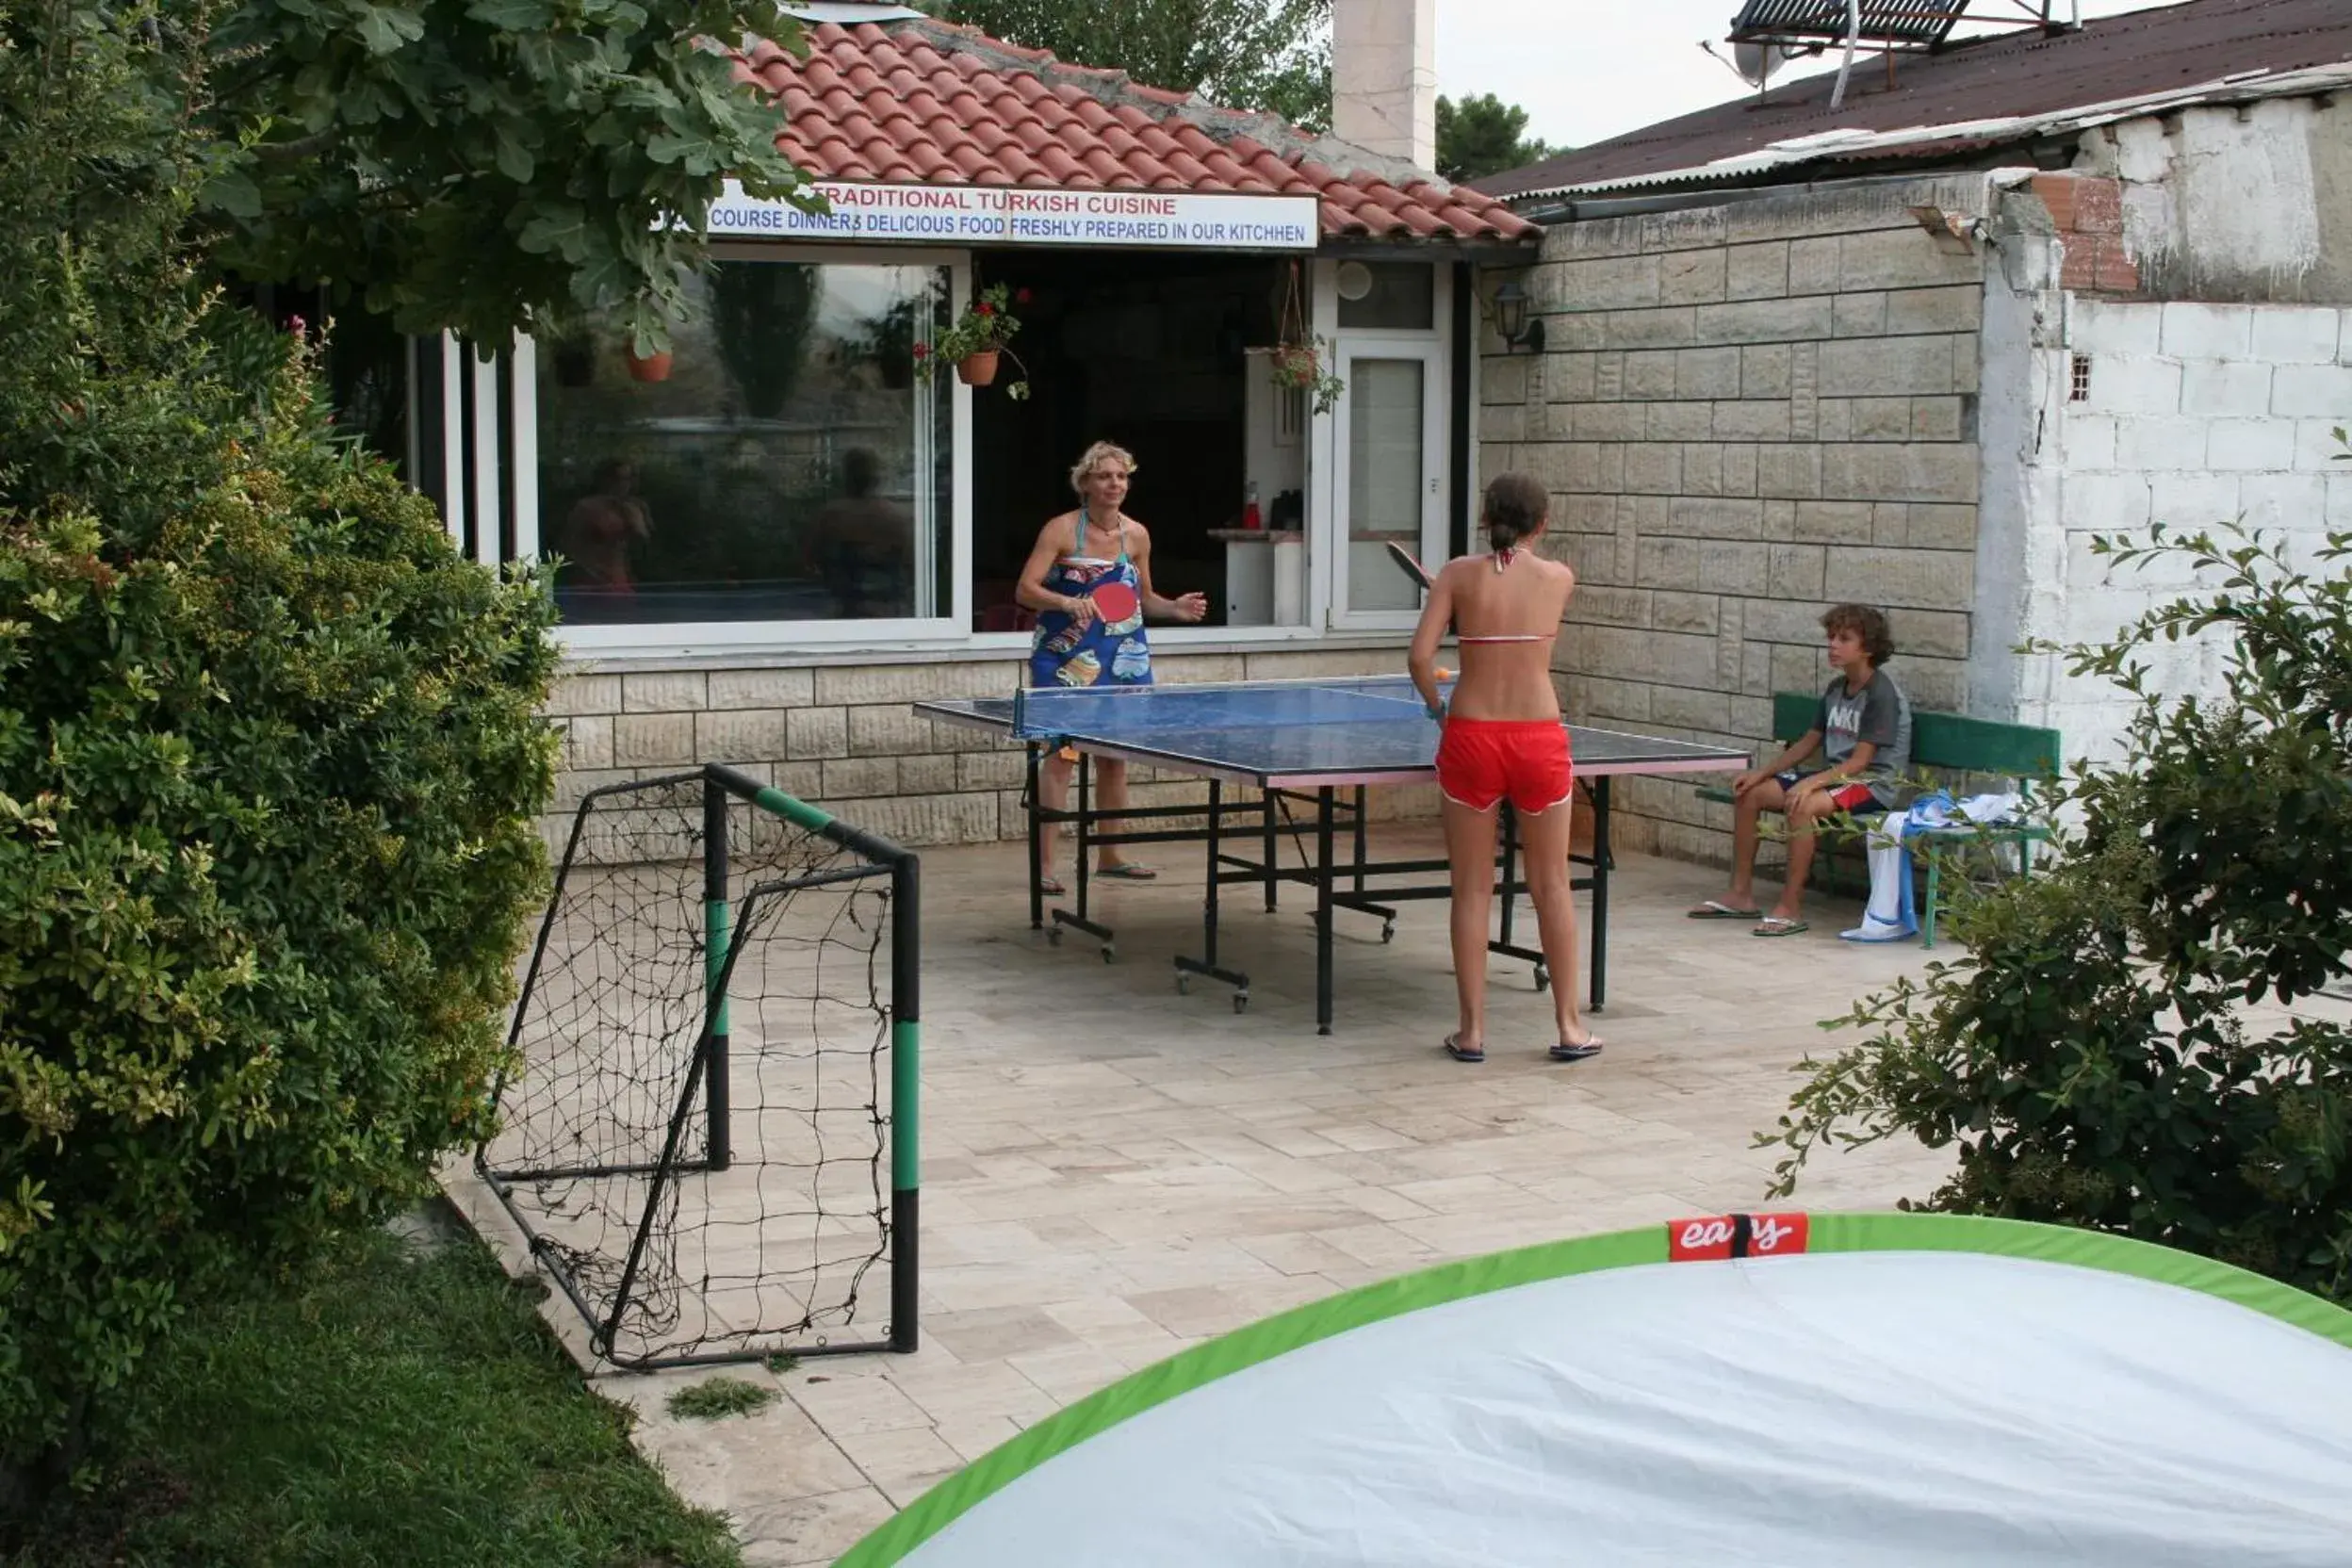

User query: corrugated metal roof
[1476,0,2352,202]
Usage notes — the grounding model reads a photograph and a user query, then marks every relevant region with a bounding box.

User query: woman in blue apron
[1016,441,1207,895]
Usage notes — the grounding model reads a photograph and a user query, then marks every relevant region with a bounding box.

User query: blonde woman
[1016,441,1207,894]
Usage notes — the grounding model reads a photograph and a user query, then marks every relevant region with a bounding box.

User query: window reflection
[537,260,950,625]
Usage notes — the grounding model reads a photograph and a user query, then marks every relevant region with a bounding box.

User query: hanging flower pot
[915,284,1033,400]
[624,347,673,384]
[1252,262,1347,416]
[1263,335,1347,416]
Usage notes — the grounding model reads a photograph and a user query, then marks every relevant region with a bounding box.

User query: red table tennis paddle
[1090,580,1140,625]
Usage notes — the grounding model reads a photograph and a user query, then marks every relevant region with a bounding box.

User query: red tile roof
[734,19,1537,247]
[1476,0,2352,200]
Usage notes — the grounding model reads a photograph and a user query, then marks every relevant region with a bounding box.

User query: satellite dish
[1334,261,1374,302]
[1731,40,1781,85]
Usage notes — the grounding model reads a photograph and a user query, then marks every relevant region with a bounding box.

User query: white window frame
[523,242,972,660]
[506,247,1456,660]
[1322,259,1453,632]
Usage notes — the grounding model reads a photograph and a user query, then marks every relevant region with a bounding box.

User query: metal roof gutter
[1512,169,2015,226]
[1501,59,2352,208]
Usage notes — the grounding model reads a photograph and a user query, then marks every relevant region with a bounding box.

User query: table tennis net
[1008,676,1439,741]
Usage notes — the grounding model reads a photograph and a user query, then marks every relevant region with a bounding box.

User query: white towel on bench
[1843,812,1917,942]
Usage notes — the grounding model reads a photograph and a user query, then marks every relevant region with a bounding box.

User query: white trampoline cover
[837,1215,2352,1568]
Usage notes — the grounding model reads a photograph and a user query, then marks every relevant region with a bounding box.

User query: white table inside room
[1211,528,1306,627]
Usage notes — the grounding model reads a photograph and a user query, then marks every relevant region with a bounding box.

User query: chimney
[1331,0,1436,172]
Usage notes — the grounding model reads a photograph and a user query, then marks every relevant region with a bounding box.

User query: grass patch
[8,1224,743,1568]
[665,1380,777,1422]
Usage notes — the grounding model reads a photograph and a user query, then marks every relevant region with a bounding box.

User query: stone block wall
[543,645,1434,854]
[1479,173,2001,866]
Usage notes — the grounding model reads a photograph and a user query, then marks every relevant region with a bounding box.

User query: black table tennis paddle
[1387,539,1575,633]
[1385,539,1433,592]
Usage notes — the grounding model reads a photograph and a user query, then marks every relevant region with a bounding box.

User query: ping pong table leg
[1351,786,1368,895]
[1051,753,1117,958]
[1497,802,1520,954]
[1316,787,1335,1035]
[1174,780,1251,1009]
[1026,742,1043,931]
[1204,780,1220,966]
[1262,787,1279,910]
[1590,776,1611,1011]
[1075,753,1090,927]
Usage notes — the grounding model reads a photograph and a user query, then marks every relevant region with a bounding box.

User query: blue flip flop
[1444,1034,1485,1064]
[1095,862,1157,880]
[1549,1037,1605,1063]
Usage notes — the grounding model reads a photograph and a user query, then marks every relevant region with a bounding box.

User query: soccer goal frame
[477,762,920,1370]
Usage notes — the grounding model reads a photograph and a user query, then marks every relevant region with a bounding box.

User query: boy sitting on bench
[1689,603,1912,939]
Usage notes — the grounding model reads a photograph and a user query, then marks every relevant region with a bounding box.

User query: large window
[535,259,950,629]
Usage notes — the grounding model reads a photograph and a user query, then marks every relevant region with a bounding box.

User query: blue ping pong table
[917,676,1746,1034]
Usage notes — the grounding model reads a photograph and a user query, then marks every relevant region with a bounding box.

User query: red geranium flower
[974,302,994,317]
[1015,287,1033,304]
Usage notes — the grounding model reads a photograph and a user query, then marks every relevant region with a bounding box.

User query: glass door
[1329,341,1446,628]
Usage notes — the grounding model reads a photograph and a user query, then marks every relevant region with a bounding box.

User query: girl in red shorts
[1408,473,1601,1065]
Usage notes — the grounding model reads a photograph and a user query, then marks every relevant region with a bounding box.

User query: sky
[1436,0,2191,152]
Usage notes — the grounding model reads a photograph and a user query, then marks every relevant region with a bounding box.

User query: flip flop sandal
[1688,900,1763,920]
[1549,1037,1605,1063]
[1095,862,1158,880]
[1038,874,1068,898]
[1752,917,1809,938]
[1443,1034,1485,1064]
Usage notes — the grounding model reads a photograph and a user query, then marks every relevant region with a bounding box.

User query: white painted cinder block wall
[2023,299,2352,762]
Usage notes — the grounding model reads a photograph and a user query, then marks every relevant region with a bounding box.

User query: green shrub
[0,8,560,1509]
[1764,483,2352,1303]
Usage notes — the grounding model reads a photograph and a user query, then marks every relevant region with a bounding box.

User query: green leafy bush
[1763,474,2352,1303]
[0,8,560,1509]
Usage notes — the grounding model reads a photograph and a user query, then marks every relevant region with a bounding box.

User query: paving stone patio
[454,825,1985,1565]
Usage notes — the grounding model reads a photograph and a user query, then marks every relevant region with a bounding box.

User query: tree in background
[1764,476,2352,1305]
[923,0,1334,131]
[172,0,816,351]
[0,7,560,1519]
[1436,91,1555,184]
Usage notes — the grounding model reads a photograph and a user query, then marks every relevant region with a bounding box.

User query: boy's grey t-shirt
[1817,669,1912,808]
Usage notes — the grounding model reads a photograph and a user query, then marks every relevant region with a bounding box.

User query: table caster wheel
[1046,926,1063,947]
[1233,993,1250,1014]
[1534,966,1550,992]
[1380,922,1396,944]
[1176,973,1191,994]
[1101,944,1116,963]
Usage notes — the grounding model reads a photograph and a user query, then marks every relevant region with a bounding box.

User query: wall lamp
[1492,278,1546,354]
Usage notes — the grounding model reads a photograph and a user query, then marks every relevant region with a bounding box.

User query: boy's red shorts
[1435,718,1574,815]
[1774,770,1879,811]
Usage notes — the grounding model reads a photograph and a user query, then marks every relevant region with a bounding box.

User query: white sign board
[703,180,1320,251]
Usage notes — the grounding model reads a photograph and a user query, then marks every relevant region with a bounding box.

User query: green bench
[1694,691,2062,947]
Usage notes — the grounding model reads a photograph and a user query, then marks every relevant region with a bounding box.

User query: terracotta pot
[955,349,1000,387]
[624,348,673,384]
